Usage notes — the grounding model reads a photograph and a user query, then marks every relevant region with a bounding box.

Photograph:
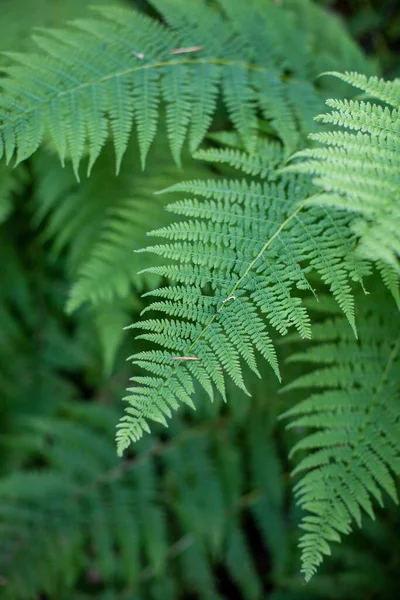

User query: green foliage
[26,133,210,372]
[0,0,370,176]
[0,162,27,223]
[0,0,400,596]
[282,287,400,580]
[0,0,125,55]
[291,72,400,282]
[0,399,289,600]
[117,143,372,452]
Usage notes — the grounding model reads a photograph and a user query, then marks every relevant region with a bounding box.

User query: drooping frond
[290,72,400,282]
[281,289,400,581]
[116,145,371,454]
[0,0,371,175]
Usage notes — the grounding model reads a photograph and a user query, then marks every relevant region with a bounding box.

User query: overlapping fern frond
[0,0,370,176]
[290,72,400,285]
[0,400,287,600]
[282,289,400,581]
[116,142,371,454]
[30,134,210,372]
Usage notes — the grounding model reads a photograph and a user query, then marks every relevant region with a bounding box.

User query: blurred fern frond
[0,400,287,600]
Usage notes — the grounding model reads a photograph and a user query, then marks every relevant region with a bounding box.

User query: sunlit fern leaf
[289,72,400,280]
[281,290,400,581]
[0,1,371,175]
[116,144,370,454]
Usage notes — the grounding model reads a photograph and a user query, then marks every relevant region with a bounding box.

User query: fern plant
[0,397,289,600]
[29,134,209,372]
[291,71,400,286]
[116,147,371,451]
[282,286,400,580]
[1,0,399,590]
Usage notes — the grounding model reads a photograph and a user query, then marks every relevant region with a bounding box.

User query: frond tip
[290,71,400,282]
[282,292,400,580]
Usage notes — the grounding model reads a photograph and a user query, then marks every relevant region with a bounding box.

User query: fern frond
[323,71,400,107]
[0,1,370,174]
[0,400,285,599]
[31,135,208,315]
[116,144,369,454]
[30,134,210,373]
[282,291,400,581]
[290,72,400,279]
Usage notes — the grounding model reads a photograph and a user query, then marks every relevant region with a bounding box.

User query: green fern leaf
[282,291,400,581]
[116,145,368,454]
[222,65,258,154]
[194,137,283,178]
[0,1,363,174]
[290,72,400,282]
[189,62,221,154]
[162,63,192,166]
